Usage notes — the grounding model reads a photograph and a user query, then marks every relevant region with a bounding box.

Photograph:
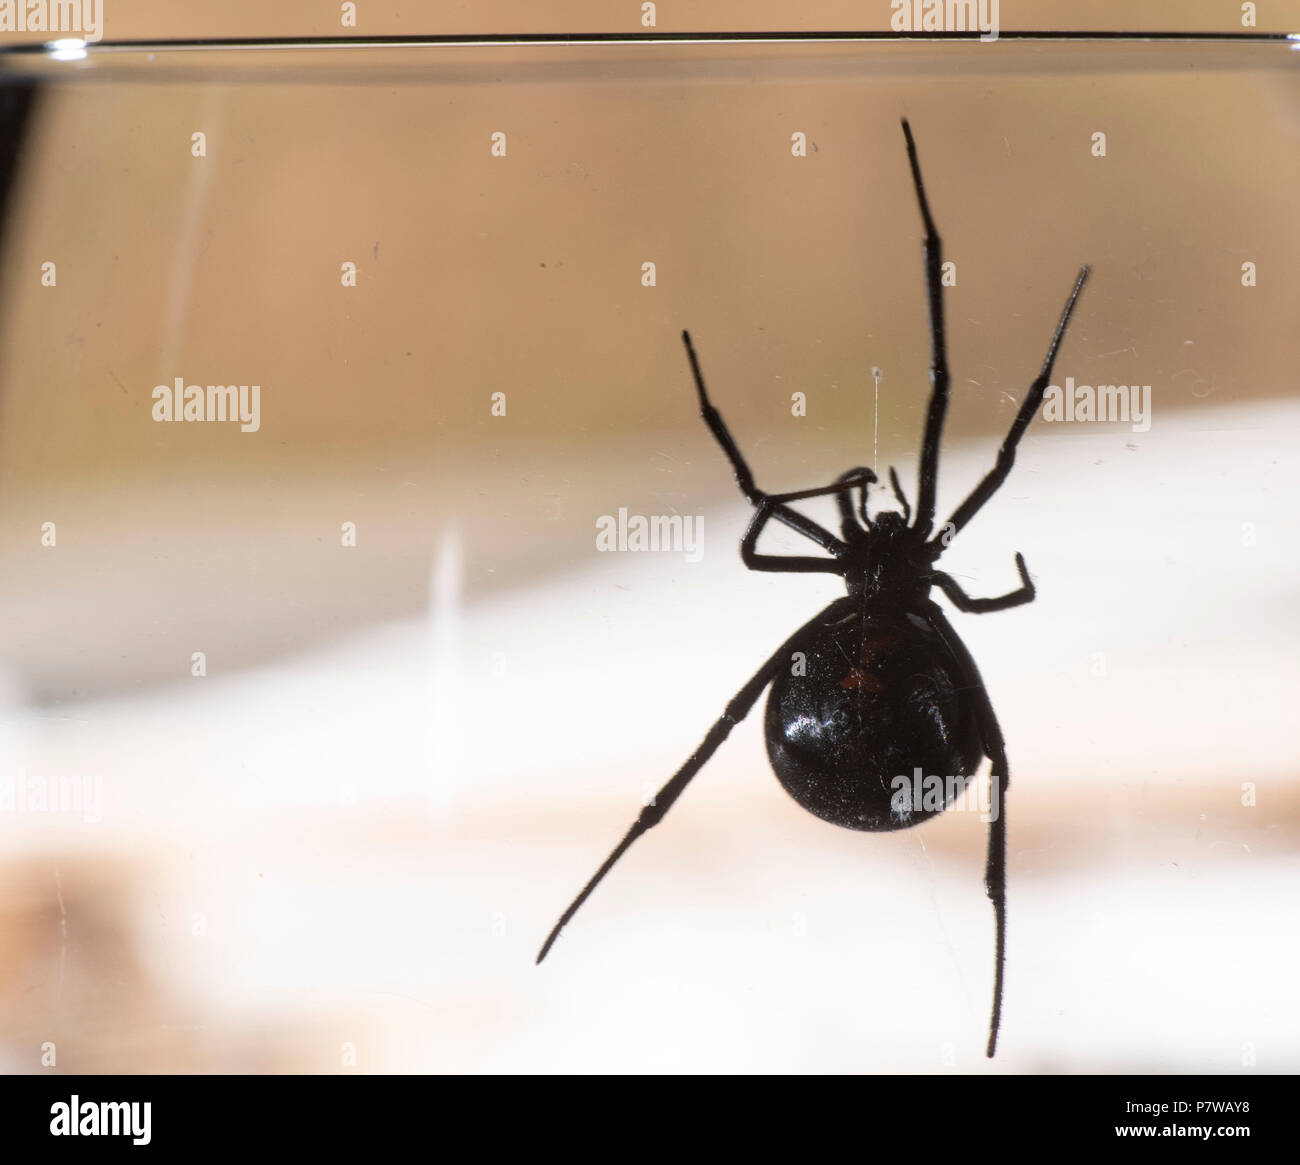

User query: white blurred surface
[2,399,1296,1072]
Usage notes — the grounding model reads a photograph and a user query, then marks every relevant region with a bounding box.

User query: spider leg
[900,119,950,540]
[683,330,846,554]
[888,466,912,524]
[537,596,856,964]
[933,552,1034,613]
[933,267,1089,549]
[742,472,875,573]
[919,599,1010,1058]
[834,466,875,535]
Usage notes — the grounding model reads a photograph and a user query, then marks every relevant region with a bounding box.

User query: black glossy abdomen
[765,610,983,832]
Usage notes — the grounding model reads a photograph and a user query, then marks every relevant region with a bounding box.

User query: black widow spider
[538,120,1088,1058]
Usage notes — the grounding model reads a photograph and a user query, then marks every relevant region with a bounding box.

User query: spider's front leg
[741,472,875,573]
[933,552,1035,613]
[900,118,951,539]
[934,266,1089,549]
[682,329,846,555]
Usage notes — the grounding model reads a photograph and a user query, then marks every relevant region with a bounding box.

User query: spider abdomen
[764,611,983,832]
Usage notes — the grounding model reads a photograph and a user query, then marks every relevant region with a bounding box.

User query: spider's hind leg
[537,596,856,964]
[921,600,1011,1058]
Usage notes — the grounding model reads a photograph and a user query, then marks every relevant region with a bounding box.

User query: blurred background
[0,14,1297,1073]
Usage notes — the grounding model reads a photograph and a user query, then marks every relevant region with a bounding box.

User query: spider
[537,119,1088,1058]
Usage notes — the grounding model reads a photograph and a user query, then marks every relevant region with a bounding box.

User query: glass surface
[0,38,1295,1072]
